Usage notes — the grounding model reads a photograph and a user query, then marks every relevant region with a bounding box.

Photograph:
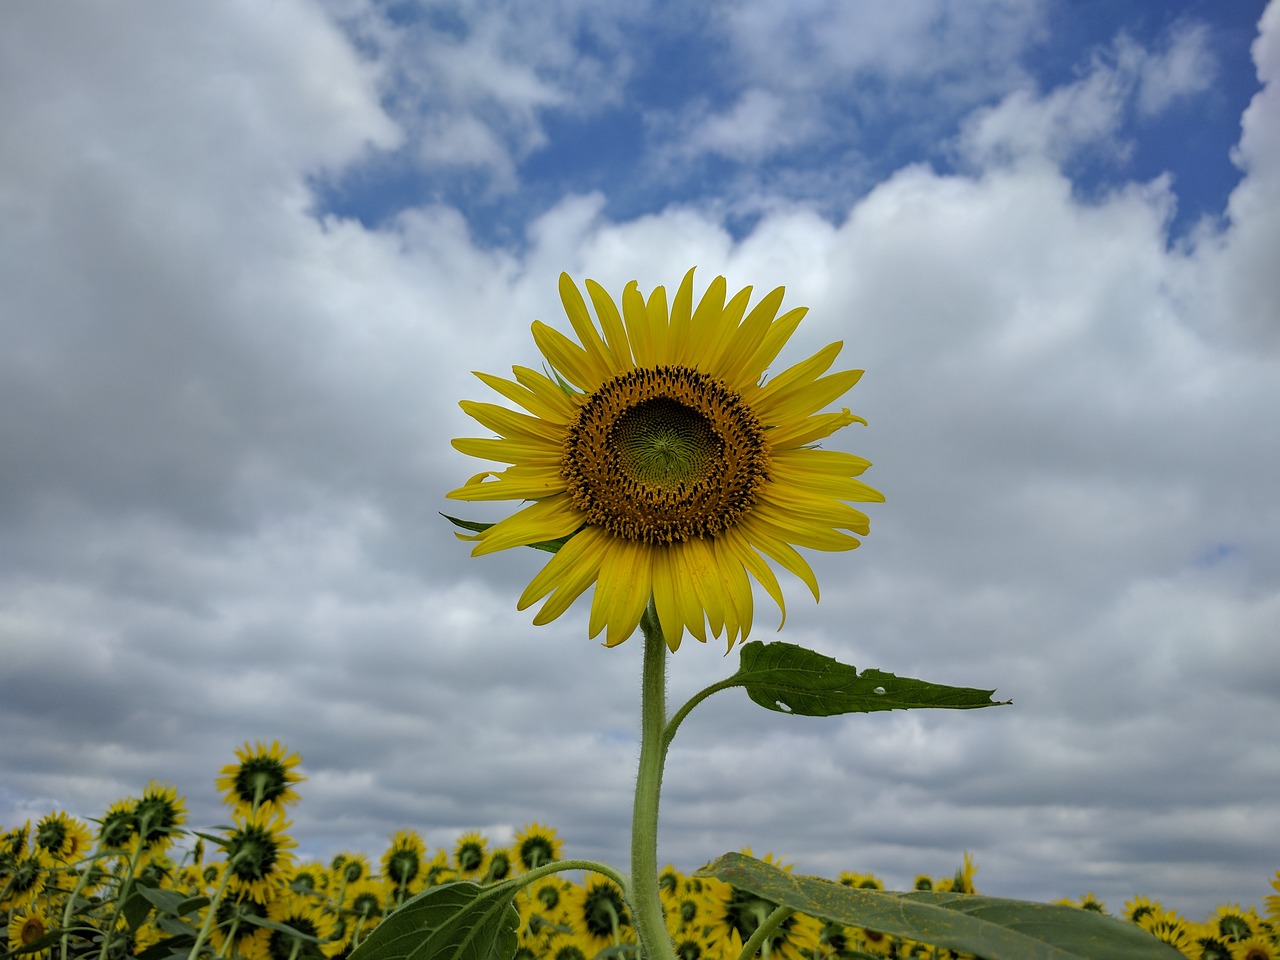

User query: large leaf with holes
[698,853,1183,960]
[347,881,519,960]
[731,641,1008,715]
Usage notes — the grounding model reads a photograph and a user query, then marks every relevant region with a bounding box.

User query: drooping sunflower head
[449,270,883,651]
[514,822,563,873]
[217,741,304,815]
[452,830,488,879]
[381,829,425,891]
[132,781,187,855]
[222,809,298,903]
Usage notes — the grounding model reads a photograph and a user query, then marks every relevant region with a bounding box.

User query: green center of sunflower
[561,366,770,544]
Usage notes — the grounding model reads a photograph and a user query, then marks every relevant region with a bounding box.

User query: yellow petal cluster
[448,269,883,650]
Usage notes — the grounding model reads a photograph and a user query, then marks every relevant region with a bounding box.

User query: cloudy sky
[2,0,1278,921]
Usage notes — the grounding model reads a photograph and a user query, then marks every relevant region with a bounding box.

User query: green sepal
[732,641,1009,716]
[696,853,1185,960]
[346,880,519,960]
[441,514,576,554]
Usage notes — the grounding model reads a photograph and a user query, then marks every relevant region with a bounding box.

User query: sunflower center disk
[562,366,770,544]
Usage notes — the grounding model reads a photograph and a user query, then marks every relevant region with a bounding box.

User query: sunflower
[221,808,297,902]
[448,270,883,650]
[1139,908,1197,955]
[265,893,342,960]
[1234,936,1279,960]
[452,830,489,880]
[132,781,187,856]
[217,741,304,815]
[1125,894,1161,925]
[32,812,93,865]
[1214,904,1259,943]
[514,823,563,873]
[484,846,515,883]
[331,851,371,887]
[381,829,425,900]
[7,904,53,959]
[0,848,50,908]
[562,875,635,952]
[703,878,822,960]
[96,799,139,851]
[206,896,272,960]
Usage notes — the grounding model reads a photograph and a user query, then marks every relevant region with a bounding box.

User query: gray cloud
[1,0,1277,927]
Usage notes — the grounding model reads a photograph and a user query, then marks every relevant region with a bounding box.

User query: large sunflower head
[448,270,883,651]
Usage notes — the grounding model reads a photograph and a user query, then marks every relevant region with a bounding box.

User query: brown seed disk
[561,365,771,544]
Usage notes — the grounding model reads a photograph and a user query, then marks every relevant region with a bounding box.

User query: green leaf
[120,880,155,932]
[732,641,1009,716]
[441,514,575,554]
[697,853,1184,960]
[347,881,519,960]
[134,883,205,918]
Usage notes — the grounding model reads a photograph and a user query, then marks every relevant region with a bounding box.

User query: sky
[2,0,1278,922]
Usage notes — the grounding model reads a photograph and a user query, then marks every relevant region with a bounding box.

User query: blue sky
[2,0,1279,926]
[314,0,1264,245]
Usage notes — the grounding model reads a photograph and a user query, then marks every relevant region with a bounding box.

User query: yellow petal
[721,526,788,631]
[518,526,606,616]
[590,539,652,647]
[473,370,570,422]
[531,321,604,391]
[740,306,807,383]
[585,279,634,371]
[666,268,697,364]
[469,495,581,555]
[739,519,822,601]
[650,548,686,652]
[459,400,565,443]
[755,367,865,423]
[558,273,616,376]
[622,281,658,368]
[715,285,783,387]
[451,436,561,466]
[765,408,865,449]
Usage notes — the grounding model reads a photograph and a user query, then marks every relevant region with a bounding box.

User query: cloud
[1,0,1278,924]
[957,21,1218,168]
[326,1,644,193]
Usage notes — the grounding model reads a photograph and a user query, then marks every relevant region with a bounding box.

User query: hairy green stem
[737,903,794,960]
[630,601,678,960]
[186,858,235,960]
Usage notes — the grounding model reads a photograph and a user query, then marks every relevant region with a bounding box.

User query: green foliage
[346,881,520,960]
[698,852,1187,960]
[731,641,1010,715]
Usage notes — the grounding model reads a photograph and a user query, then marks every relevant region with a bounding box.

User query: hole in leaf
[774,700,793,713]
[873,686,886,695]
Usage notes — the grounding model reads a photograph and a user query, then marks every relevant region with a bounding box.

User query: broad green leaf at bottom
[347,881,519,960]
[697,853,1184,960]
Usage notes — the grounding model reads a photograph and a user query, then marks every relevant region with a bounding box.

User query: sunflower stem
[630,600,678,960]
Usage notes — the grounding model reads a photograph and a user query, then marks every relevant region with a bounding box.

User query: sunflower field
[3,742,1278,960]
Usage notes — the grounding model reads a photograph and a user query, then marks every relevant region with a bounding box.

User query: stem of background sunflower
[630,599,679,960]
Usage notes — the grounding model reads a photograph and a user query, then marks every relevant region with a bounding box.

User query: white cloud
[328,1,642,191]
[1199,0,1280,347]
[1,0,1278,923]
[957,23,1217,168]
